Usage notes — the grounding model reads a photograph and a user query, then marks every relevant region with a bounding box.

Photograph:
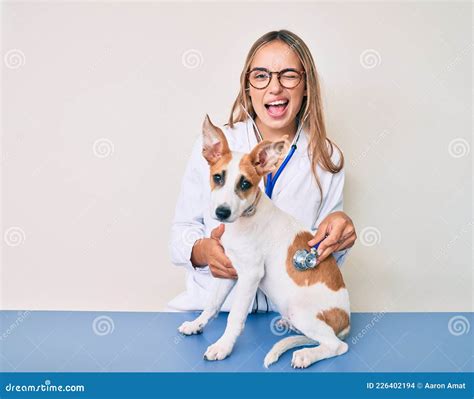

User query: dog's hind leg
[178,278,236,335]
[288,314,349,369]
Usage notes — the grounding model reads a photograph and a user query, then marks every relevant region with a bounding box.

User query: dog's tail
[263,335,317,368]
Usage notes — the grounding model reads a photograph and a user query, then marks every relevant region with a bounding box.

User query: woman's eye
[251,72,269,80]
[240,179,252,191]
[282,72,299,79]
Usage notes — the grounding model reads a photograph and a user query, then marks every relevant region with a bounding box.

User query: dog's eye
[213,173,223,185]
[240,179,252,191]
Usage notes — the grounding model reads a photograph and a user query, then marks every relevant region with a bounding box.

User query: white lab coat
[167,118,350,312]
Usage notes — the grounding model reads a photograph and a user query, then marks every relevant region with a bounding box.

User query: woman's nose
[268,74,283,93]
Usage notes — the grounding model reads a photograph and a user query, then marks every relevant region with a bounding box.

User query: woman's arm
[307,150,357,265]
[168,136,208,271]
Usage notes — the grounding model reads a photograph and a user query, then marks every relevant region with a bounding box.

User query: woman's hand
[191,224,238,279]
[307,211,357,263]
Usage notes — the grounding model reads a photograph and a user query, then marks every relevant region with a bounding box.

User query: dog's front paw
[178,320,204,335]
[203,341,233,361]
[291,348,313,369]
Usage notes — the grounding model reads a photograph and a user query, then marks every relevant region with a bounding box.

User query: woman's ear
[250,138,289,176]
[202,115,230,165]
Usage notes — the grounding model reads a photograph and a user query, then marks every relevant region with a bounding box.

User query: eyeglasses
[247,67,305,90]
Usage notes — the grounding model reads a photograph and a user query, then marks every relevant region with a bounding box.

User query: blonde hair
[228,29,344,204]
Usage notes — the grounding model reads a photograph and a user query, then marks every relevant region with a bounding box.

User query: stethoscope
[241,104,324,271]
[293,242,322,270]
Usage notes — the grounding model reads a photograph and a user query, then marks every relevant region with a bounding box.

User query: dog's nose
[215,206,231,221]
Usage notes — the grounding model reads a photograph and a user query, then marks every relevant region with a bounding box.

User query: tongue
[267,104,287,117]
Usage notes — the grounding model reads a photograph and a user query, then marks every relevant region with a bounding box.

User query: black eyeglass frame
[246,67,306,90]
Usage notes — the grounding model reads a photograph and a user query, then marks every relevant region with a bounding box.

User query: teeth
[267,100,288,106]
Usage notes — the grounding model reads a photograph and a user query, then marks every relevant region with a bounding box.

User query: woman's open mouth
[264,99,289,119]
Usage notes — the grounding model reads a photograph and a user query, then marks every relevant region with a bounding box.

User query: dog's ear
[202,114,230,165]
[250,136,289,176]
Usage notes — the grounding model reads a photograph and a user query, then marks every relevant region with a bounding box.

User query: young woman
[167,30,357,312]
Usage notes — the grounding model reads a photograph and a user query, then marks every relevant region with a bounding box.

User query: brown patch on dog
[209,152,232,190]
[286,231,346,290]
[236,154,262,200]
[316,308,350,335]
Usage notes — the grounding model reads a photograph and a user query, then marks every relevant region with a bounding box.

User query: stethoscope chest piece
[292,247,319,271]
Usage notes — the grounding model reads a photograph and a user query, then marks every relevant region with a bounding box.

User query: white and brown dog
[178,115,350,369]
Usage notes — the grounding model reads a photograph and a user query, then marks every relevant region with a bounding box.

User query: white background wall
[1,1,472,312]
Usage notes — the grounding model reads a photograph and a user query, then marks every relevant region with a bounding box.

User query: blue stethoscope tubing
[265,143,297,199]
